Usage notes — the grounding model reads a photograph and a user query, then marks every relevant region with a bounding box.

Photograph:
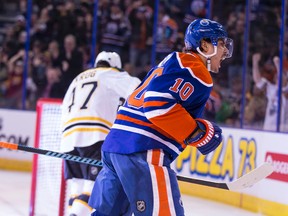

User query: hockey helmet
[184,18,233,59]
[94,51,122,69]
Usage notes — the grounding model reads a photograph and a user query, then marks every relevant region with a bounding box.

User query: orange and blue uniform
[103,51,212,159]
[89,51,213,216]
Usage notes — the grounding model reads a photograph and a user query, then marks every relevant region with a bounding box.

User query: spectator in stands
[40,66,62,98]
[226,11,245,89]
[185,0,207,24]
[0,48,9,99]
[2,25,19,58]
[84,10,93,40]
[31,40,46,92]
[74,14,88,47]
[5,50,25,108]
[55,1,77,43]
[58,34,83,98]
[244,85,267,129]
[252,53,288,131]
[46,40,61,67]
[155,4,178,64]
[13,15,26,41]
[126,0,153,77]
[4,49,37,109]
[15,30,27,52]
[160,0,187,33]
[30,5,52,44]
[99,3,130,61]
[215,77,242,127]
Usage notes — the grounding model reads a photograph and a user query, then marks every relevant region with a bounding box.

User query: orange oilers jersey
[102,52,213,160]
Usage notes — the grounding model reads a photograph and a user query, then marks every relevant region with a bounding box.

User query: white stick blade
[227,163,274,191]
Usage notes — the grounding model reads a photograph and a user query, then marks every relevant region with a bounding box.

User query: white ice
[0,170,262,216]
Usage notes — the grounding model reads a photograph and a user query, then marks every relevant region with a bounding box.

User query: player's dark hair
[185,38,211,53]
[95,60,111,68]
[95,60,123,71]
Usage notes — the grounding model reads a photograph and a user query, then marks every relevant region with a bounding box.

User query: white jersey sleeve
[255,77,267,89]
[60,67,141,152]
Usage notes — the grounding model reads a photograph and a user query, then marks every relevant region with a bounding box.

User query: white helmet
[94,51,122,69]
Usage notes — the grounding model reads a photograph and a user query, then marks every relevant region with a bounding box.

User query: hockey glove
[184,118,222,155]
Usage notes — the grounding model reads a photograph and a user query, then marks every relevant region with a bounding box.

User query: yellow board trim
[179,181,288,216]
[0,158,32,172]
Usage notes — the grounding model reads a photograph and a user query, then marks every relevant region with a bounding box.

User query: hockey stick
[0,141,103,167]
[176,162,274,191]
[0,141,274,191]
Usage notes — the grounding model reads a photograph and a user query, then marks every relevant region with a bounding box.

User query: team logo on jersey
[136,200,146,212]
[90,166,98,176]
[200,19,210,26]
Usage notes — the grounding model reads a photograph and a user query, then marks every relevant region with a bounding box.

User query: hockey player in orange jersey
[89,18,233,216]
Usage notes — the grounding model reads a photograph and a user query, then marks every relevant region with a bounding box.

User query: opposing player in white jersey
[60,51,141,216]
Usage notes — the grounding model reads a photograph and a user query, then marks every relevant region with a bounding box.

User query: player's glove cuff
[184,118,222,155]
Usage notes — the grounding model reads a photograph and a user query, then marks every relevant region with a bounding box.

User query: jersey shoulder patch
[176,52,213,86]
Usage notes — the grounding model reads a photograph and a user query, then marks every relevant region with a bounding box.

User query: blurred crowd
[0,0,206,110]
[0,0,287,131]
[203,0,288,132]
